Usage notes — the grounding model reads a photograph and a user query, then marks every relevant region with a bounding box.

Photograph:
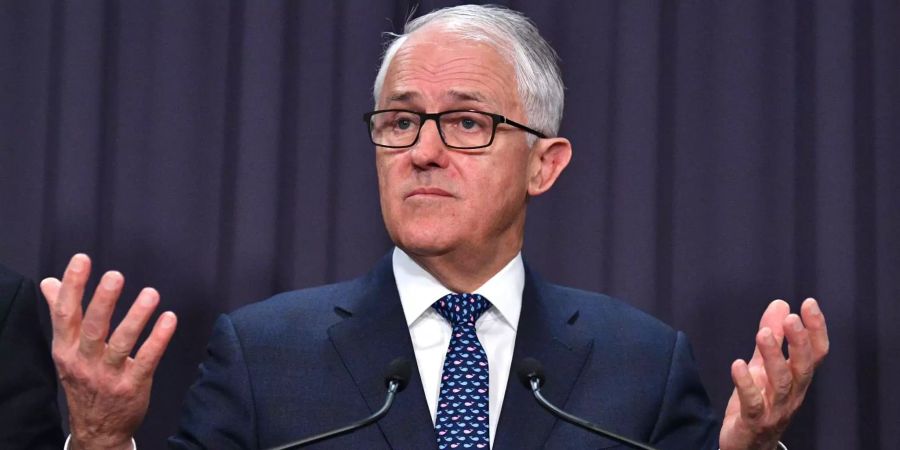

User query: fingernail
[103,274,122,290]
[810,300,822,316]
[161,313,176,328]
[140,292,156,306]
[70,255,85,272]
[761,327,773,340]
[792,316,803,331]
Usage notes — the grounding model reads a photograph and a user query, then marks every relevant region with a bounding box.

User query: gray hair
[372,4,565,138]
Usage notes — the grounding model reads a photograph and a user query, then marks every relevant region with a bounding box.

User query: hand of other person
[719,298,829,450]
[40,254,177,450]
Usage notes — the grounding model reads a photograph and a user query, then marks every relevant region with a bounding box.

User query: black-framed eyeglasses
[363,109,547,150]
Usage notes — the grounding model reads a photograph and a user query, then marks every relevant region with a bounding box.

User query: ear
[527,137,572,196]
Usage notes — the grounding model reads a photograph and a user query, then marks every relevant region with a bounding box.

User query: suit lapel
[493,268,594,449]
[327,256,437,449]
[326,257,593,449]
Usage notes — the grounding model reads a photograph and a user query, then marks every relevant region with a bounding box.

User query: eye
[388,112,419,132]
[395,118,413,130]
[446,112,489,133]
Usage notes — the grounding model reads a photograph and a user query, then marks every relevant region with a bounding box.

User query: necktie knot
[432,293,492,327]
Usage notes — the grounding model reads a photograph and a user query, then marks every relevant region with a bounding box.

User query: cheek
[375,158,400,224]
[459,159,528,227]
[376,155,403,197]
[481,155,528,199]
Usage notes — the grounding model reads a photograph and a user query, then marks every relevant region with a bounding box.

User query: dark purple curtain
[1,1,897,448]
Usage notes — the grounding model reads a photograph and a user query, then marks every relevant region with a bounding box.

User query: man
[0,263,64,449]
[41,5,828,449]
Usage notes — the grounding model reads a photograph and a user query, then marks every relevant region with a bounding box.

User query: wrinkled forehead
[379,28,521,113]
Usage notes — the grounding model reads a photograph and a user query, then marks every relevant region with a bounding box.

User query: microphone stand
[528,378,658,450]
[269,379,402,450]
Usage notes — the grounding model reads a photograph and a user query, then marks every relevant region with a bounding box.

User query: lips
[406,187,453,198]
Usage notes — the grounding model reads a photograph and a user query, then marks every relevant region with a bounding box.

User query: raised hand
[719,298,829,450]
[41,254,177,450]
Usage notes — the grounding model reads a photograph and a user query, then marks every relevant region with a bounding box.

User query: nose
[409,119,450,169]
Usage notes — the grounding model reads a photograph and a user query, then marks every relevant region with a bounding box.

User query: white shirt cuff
[718,443,786,450]
[64,434,137,450]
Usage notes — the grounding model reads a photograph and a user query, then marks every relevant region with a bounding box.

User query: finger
[103,287,160,367]
[731,359,765,422]
[40,278,66,352]
[759,299,791,333]
[784,313,814,394]
[131,311,177,382]
[50,254,92,346]
[758,327,793,405]
[39,277,61,303]
[748,363,769,390]
[801,298,829,365]
[78,271,125,359]
[748,300,790,368]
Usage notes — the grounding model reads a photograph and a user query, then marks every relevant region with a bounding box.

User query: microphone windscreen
[384,357,413,392]
[515,357,545,389]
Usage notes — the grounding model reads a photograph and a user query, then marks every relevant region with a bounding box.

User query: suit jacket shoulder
[171,254,435,449]
[502,271,719,449]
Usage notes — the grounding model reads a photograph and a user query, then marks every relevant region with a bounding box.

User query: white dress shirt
[392,247,523,448]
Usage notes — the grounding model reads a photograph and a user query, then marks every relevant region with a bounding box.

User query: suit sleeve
[168,314,258,450]
[0,275,65,450]
[648,331,720,450]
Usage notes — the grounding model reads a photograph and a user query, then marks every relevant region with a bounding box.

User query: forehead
[380,30,520,112]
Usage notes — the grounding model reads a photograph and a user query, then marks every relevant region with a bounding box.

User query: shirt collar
[392,247,524,331]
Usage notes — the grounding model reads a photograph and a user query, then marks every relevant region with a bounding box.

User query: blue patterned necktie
[432,293,492,449]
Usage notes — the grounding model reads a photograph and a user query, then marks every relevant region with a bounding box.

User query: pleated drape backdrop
[1,1,898,448]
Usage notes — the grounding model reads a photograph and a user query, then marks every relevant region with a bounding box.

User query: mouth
[405,187,454,199]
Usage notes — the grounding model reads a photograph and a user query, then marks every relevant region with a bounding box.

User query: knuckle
[51,347,68,363]
[795,370,813,385]
[745,398,764,418]
[66,365,91,385]
[745,406,764,420]
[109,382,136,398]
[81,324,103,340]
[107,340,131,357]
[133,357,153,374]
[54,309,73,322]
[791,332,810,347]
[774,377,793,394]
[795,363,814,380]
[115,321,139,338]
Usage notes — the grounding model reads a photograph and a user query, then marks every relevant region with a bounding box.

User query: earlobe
[527,138,572,196]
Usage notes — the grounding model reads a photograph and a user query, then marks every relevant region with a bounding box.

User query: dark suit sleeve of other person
[0,264,65,449]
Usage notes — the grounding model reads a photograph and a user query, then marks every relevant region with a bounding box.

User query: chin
[390,224,457,257]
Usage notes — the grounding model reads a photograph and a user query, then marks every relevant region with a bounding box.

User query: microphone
[515,357,658,450]
[269,357,413,450]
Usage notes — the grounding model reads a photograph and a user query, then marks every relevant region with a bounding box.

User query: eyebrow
[447,90,486,103]
[385,90,488,105]
[387,91,419,103]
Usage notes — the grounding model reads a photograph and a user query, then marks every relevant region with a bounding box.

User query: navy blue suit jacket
[170,255,718,449]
